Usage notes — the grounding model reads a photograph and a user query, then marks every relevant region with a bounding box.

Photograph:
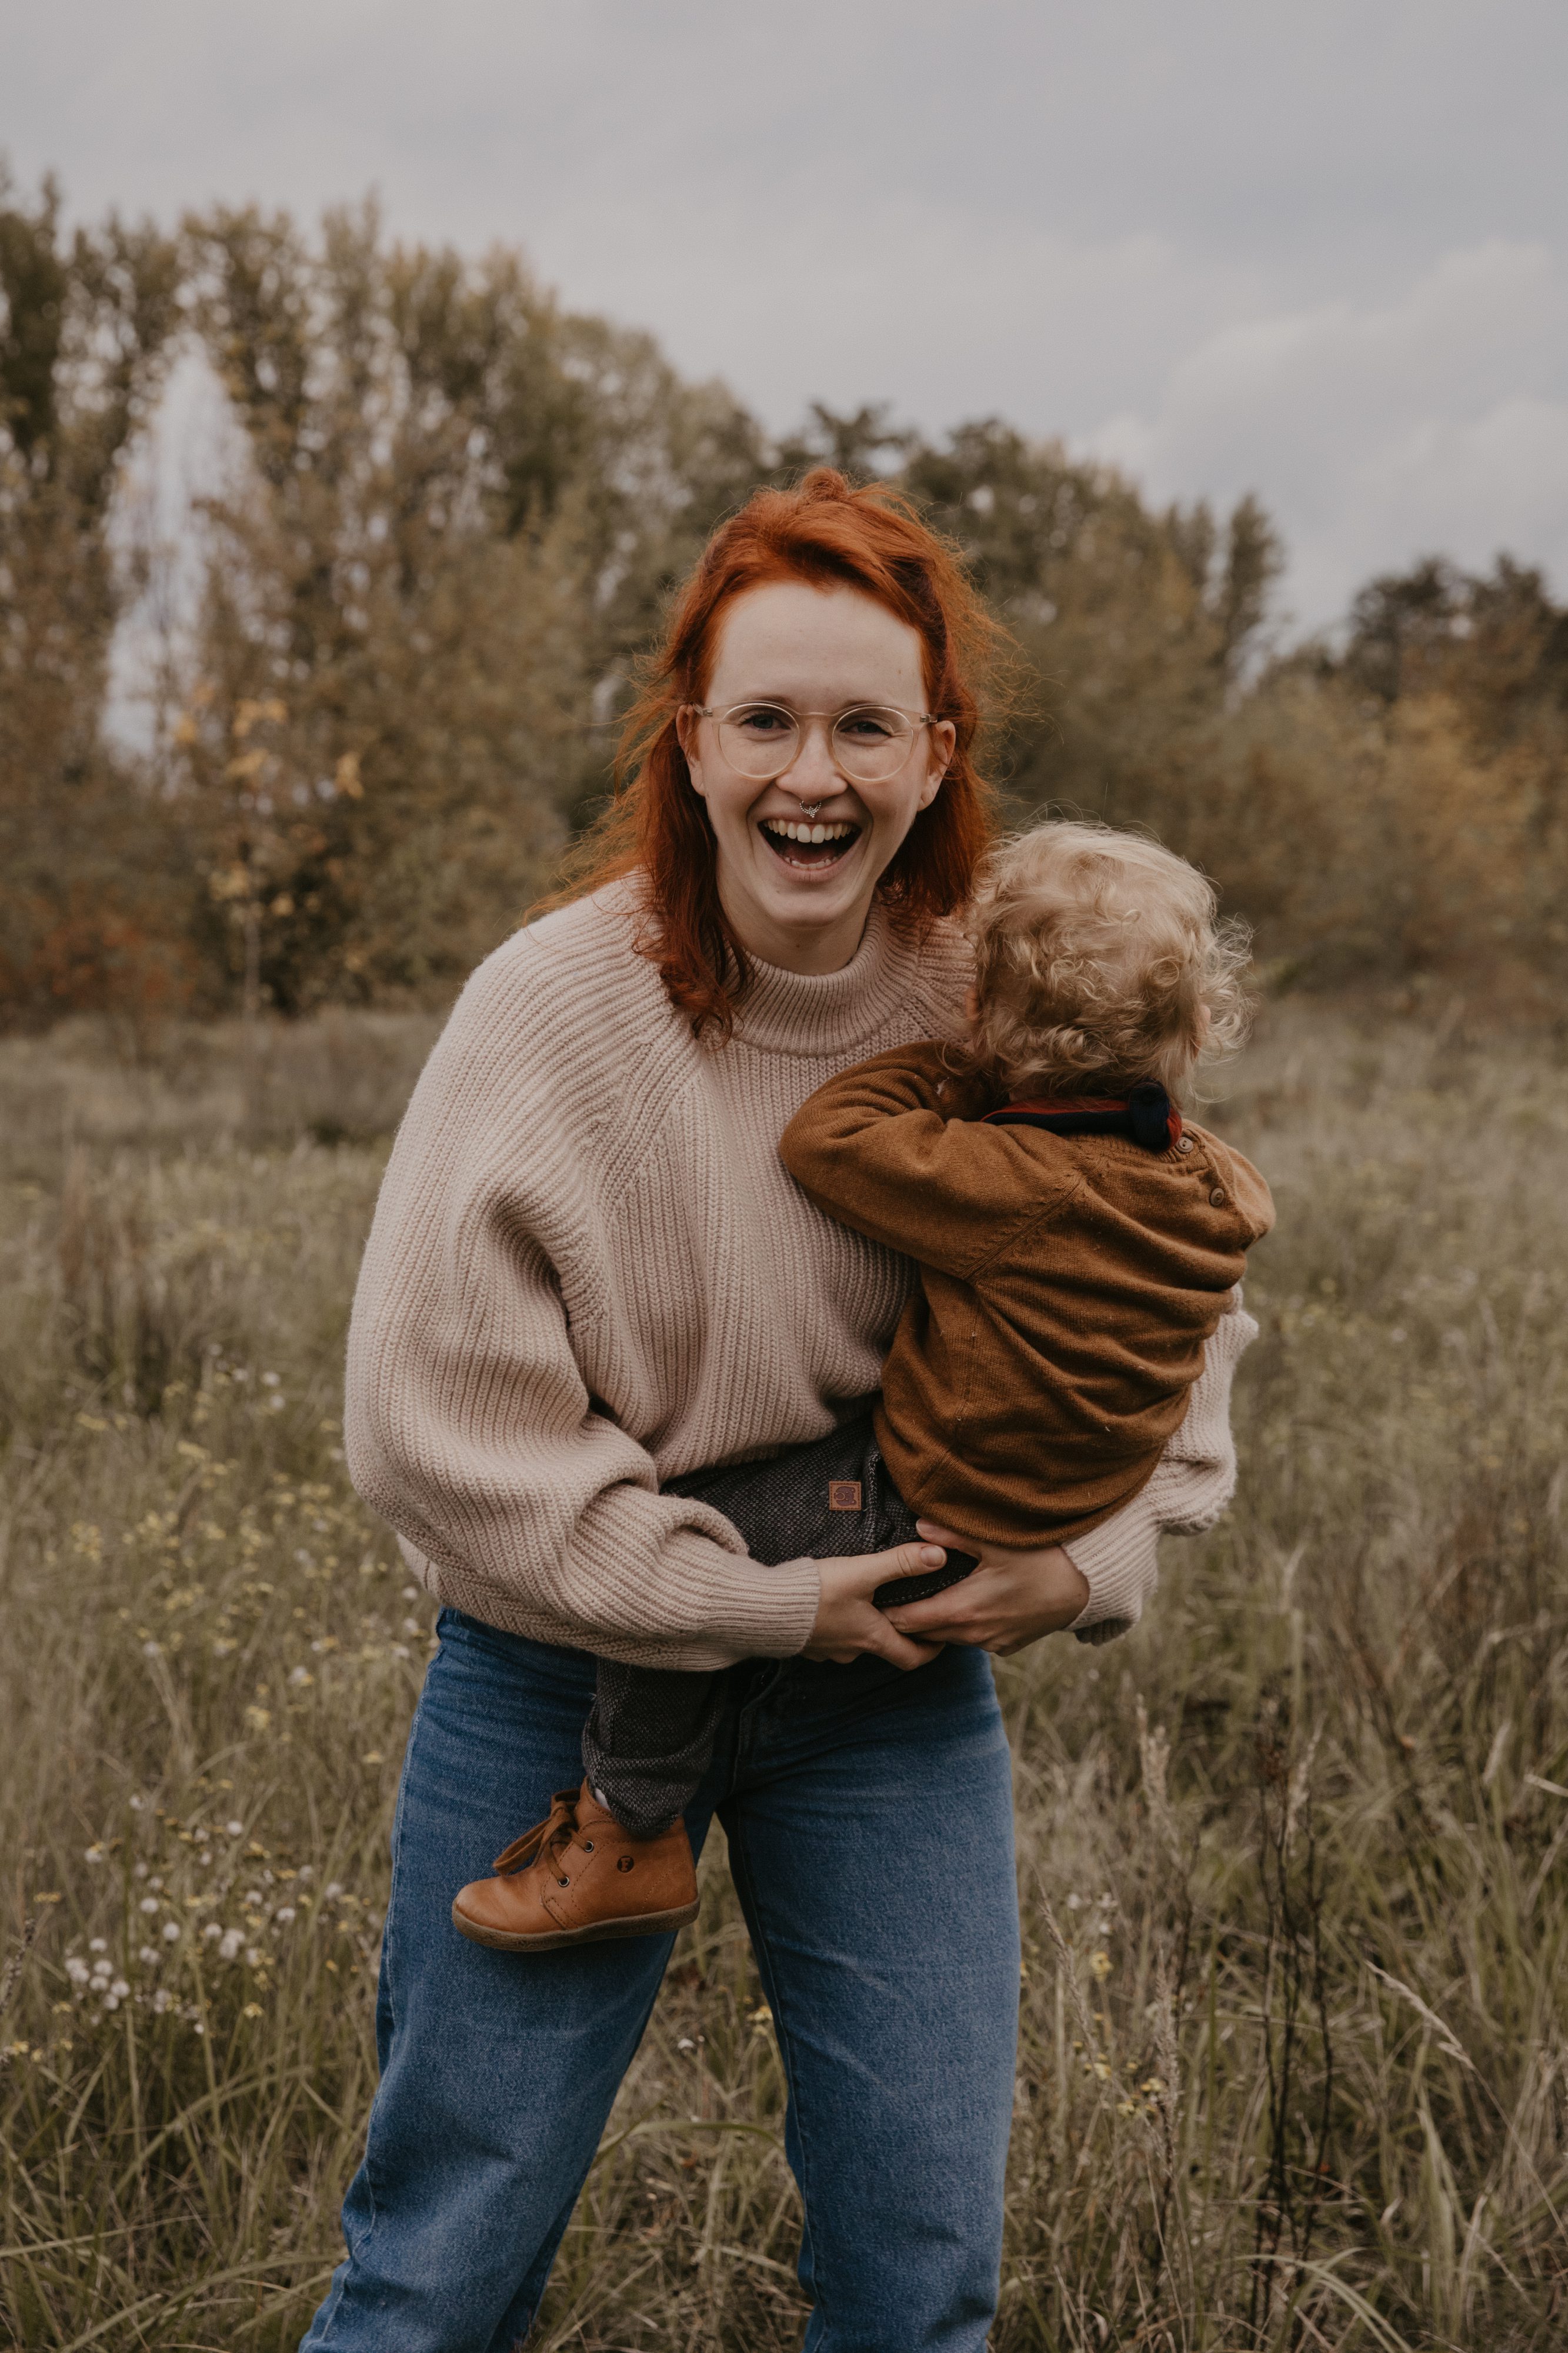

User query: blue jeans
[301,1609,1020,2353]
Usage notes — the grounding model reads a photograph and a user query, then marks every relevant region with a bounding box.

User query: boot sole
[451,1898,700,1952]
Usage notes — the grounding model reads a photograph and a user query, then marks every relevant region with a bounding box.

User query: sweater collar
[732,898,916,1056]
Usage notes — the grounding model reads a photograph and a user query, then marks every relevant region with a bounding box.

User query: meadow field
[1,997,1566,2351]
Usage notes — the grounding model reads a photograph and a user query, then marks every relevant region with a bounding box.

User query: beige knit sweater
[345,882,1257,1672]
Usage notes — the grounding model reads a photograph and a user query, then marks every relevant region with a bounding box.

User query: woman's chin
[756,864,868,936]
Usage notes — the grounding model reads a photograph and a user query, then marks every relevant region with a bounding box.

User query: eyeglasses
[687,701,936,784]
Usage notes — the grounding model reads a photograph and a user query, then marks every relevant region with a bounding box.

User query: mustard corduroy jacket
[780,1041,1275,1548]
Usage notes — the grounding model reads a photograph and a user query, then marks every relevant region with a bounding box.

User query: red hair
[542,468,1004,1038]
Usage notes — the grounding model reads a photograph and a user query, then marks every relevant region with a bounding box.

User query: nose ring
[798,801,823,819]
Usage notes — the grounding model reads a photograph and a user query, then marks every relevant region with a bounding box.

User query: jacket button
[1177,1137,1194,1154]
[1209,1188,1226,1206]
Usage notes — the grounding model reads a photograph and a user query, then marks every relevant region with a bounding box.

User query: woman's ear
[918,719,958,811]
[675,705,706,798]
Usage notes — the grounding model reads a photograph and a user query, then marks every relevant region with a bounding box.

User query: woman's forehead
[706,579,925,701]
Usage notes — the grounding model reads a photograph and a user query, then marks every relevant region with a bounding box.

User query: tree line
[2,169,1565,1033]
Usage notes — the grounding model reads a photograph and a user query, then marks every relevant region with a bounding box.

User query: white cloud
[1083,243,1568,626]
[8,1,1567,630]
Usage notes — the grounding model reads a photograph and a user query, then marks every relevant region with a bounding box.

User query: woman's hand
[882,1523,1092,1658]
[803,1545,950,1668]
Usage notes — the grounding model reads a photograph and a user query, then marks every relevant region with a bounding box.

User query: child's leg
[449,1667,720,1952]
[583,1660,728,1839]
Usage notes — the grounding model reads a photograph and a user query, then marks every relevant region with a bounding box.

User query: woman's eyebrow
[722,691,896,711]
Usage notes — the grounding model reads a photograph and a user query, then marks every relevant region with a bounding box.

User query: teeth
[763,819,854,845]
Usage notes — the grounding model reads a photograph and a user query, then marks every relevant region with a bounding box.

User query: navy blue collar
[982,1083,1180,1152]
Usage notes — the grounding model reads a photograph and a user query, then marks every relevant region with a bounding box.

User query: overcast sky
[5,0,1566,629]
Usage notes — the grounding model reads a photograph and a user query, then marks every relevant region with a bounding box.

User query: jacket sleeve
[1062,1295,1257,1644]
[779,1040,1075,1278]
[343,951,821,1674]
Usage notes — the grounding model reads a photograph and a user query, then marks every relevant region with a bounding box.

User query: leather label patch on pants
[828,1480,862,1511]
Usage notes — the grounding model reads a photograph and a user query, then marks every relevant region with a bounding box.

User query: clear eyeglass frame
[687,700,936,784]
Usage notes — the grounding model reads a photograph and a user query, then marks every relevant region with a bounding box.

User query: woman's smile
[757,811,863,872]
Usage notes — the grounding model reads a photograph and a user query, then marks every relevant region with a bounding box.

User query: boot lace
[491,1787,581,1877]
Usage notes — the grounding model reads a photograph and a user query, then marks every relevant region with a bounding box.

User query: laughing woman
[302,471,1254,2353]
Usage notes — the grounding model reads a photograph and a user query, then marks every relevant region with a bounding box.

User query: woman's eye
[839,710,896,740]
[736,707,792,735]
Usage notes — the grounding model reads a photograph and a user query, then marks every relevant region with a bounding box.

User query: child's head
[962,819,1251,1100]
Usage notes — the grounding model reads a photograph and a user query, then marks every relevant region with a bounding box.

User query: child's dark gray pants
[583,1414,976,1838]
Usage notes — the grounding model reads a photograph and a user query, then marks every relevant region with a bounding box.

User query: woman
[302,472,1253,2352]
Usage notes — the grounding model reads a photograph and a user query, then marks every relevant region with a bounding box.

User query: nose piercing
[799,801,823,818]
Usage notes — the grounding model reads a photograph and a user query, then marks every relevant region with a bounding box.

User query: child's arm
[780,1039,1077,1278]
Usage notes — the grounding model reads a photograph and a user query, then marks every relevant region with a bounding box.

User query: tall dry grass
[2,1001,1566,2349]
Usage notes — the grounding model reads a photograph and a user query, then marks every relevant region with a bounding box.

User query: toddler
[452,821,1273,1950]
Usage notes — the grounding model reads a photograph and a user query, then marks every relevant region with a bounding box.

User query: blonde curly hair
[961,820,1252,1102]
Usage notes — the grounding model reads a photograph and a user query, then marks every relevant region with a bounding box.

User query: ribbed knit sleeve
[344,919,822,1673]
[1062,1295,1256,1644]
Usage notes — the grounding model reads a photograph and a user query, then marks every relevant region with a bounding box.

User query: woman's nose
[779,718,840,796]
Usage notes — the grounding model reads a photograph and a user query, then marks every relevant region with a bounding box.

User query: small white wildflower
[296,1866,314,1881]
[84,1845,105,1865]
[65,1957,89,1986]
[194,1827,210,1843]
[202,1922,222,1941]
[102,1994,121,2011]
[288,1666,312,1687]
[109,1978,129,2001]
[151,1988,173,2014]
[134,1862,149,1880]
[88,1937,108,1954]
[138,1946,159,1965]
[245,1948,261,1967]
[139,1897,159,1915]
[275,1907,296,1925]
[219,1929,243,1961]
[162,1921,179,1944]
[324,1882,344,1901]
[269,1394,286,1412]
[148,1877,164,1893]
[261,1371,281,1387]
[226,1821,244,1837]
[129,1794,146,1813]
[402,1587,418,1600]
[142,1641,161,1658]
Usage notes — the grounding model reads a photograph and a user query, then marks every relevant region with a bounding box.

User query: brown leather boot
[451,1781,699,1952]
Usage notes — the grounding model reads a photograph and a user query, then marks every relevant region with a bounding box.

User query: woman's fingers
[886,1579,987,1639]
[858,1541,949,1594]
[913,1519,982,1558]
[803,1544,949,1666]
[886,1531,1093,1653]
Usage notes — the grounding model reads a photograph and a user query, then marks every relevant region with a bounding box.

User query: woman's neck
[717,876,877,977]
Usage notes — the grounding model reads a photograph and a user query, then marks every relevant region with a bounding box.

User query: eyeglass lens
[716,704,918,781]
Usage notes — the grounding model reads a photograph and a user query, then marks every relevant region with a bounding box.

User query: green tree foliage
[0,170,182,1025]
[169,202,767,1012]
[1,176,1564,1026]
[903,421,1283,838]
